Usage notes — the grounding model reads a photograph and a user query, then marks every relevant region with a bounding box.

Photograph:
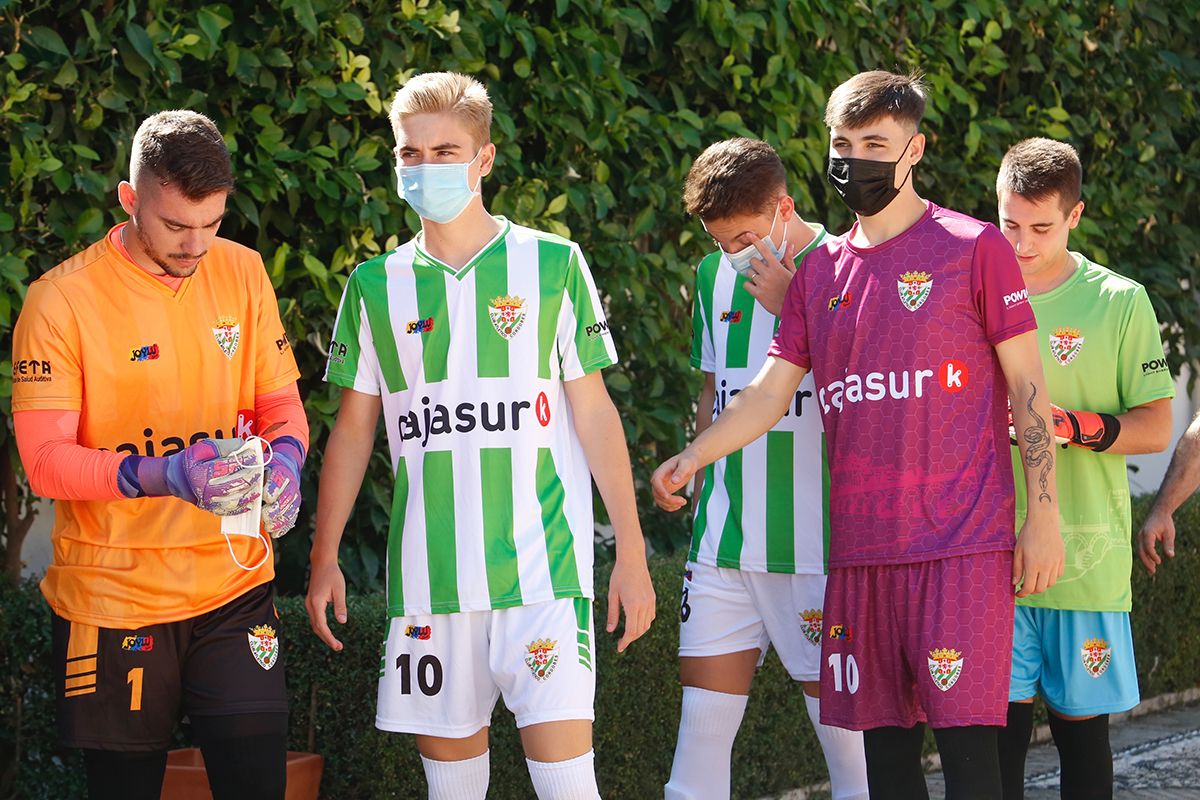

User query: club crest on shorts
[1049,326,1085,366]
[800,609,823,646]
[488,295,526,340]
[248,624,279,670]
[1081,638,1112,678]
[524,638,559,682]
[928,647,963,691]
[212,315,241,359]
[897,271,933,312]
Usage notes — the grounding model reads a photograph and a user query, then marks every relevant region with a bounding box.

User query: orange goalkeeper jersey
[12,226,301,628]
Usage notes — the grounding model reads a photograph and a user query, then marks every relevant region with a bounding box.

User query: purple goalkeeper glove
[262,435,305,538]
[117,438,263,516]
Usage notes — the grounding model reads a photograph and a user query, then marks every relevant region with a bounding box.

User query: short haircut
[682,138,787,221]
[129,110,233,200]
[997,137,1083,214]
[824,70,927,132]
[390,72,492,149]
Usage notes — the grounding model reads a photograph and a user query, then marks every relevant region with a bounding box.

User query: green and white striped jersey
[325,218,617,617]
[689,223,829,574]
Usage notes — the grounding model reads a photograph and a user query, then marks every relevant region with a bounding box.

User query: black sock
[864,724,929,800]
[83,749,167,800]
[999,702,1035,800]
[191,712,288,800]
[933,725,1003,800]
[1048,713,1112,800]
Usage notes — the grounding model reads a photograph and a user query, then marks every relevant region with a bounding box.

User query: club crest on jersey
[525,638,560,682]
[248,624,279,670]
[488,295,526,340]
[1049,327,1085,366]
[800,609,823,646]
[897,271,933,312]
[928,647,963,691]
[1081,638,1112,678]
[212,315,240,359]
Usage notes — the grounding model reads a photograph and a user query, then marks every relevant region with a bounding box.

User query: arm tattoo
[1021,383,1054,503]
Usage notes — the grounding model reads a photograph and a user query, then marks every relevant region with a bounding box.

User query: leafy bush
[3,496,1199,798]
[1,0,1197,587]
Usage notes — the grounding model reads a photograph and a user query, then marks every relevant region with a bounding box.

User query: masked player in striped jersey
[993,139,1174,800]
[305,72,655,800]
[663,139,868,800]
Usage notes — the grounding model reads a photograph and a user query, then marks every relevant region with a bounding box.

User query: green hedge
[1,1,1198,586]
[3,496,1199,798]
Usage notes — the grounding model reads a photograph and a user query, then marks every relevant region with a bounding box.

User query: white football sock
[663,686,749,800]
[421,750,489,800]
[526,749,601,799]
[805,692,869,800]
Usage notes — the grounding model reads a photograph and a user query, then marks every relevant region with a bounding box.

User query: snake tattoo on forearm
[1021,382,1054,503]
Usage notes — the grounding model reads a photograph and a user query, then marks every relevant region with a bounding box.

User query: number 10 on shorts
[827,652,860,694]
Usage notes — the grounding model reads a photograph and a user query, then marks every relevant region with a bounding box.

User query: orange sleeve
[255,383,309,451]
[253,260,301,395]
[14,409,126,500]
[12,279,84,412]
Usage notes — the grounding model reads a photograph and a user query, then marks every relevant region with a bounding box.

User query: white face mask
[395,149,483,224]
[704,205,787,277]
[220,437,272,571]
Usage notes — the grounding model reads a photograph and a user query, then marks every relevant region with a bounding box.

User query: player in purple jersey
[652,71,1065,800]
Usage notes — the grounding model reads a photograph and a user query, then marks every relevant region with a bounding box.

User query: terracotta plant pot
[160,748,324,800]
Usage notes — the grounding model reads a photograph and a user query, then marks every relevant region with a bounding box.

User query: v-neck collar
[413,217,511,280]
[105,224,194,302]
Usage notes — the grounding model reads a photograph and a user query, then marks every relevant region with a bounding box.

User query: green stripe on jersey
[715,450,744,568]
[356,262,407,392]
[535,448,582,596]
[423,451,459,612]
[386,456,410,616]
[414,268,451,384]
[537,239,571,380]
[765,430,796,571]
[474,243,510,379]
[691,254,720,368]
[688,463,717,563]
[481,448,521,607]
[723,285,758,369]
[563,250,607,369]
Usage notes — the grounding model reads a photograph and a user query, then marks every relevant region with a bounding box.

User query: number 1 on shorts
[127,667,144,711]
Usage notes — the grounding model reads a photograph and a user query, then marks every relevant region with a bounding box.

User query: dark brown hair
[997,137,1083,214]
[824,70,927,132]
[130,110,234,200]
[682,138,786,221]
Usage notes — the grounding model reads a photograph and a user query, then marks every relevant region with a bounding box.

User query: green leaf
[303,253,328,279]
[52,59,78,87]
[125,23,156,65]
[1045,106,1070,122]
[197,8,226,44]
[289,0,319,36]
[547,194,568,215]
[70,144,100,160]
[26,26,70,56]
[0,213,13,232]
[513,58,531,78]
[39,157,64,172]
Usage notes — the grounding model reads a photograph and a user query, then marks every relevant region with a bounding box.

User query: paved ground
[927,701,1200,799]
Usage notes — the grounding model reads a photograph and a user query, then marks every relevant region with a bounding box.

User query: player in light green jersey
[305,72,655,800]
[994,138,1174,800]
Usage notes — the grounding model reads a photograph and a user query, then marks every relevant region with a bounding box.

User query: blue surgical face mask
[396,149,483,224]
[706,205,787,277]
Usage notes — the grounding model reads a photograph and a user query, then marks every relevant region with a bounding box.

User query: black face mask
[826,136,915,217]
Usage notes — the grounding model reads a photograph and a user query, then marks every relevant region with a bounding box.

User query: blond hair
[389,72,492,149]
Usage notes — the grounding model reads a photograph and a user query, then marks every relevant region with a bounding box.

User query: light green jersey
[689,223,830,574]
[1013,254,1174,612]
[325,218,617,617]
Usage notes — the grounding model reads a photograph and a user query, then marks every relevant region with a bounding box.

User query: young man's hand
[651,450,702,512]
[1137,508,1177,575]
[742,238,798,317]
[607,554,656,653]
[1013,512,1065,597]
[306,558,349,651]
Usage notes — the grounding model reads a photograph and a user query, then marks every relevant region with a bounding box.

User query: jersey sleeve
[971,225,1038,345]
[253,259,302,395]
[11,280,83,412]
[1116,286,1175,410]
[558,245,618,381]
[325,269,383,395]
[767,263,811,368]
[690,257,716,371]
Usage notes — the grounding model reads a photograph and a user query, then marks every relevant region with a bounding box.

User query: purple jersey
[769,203,1036,568]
